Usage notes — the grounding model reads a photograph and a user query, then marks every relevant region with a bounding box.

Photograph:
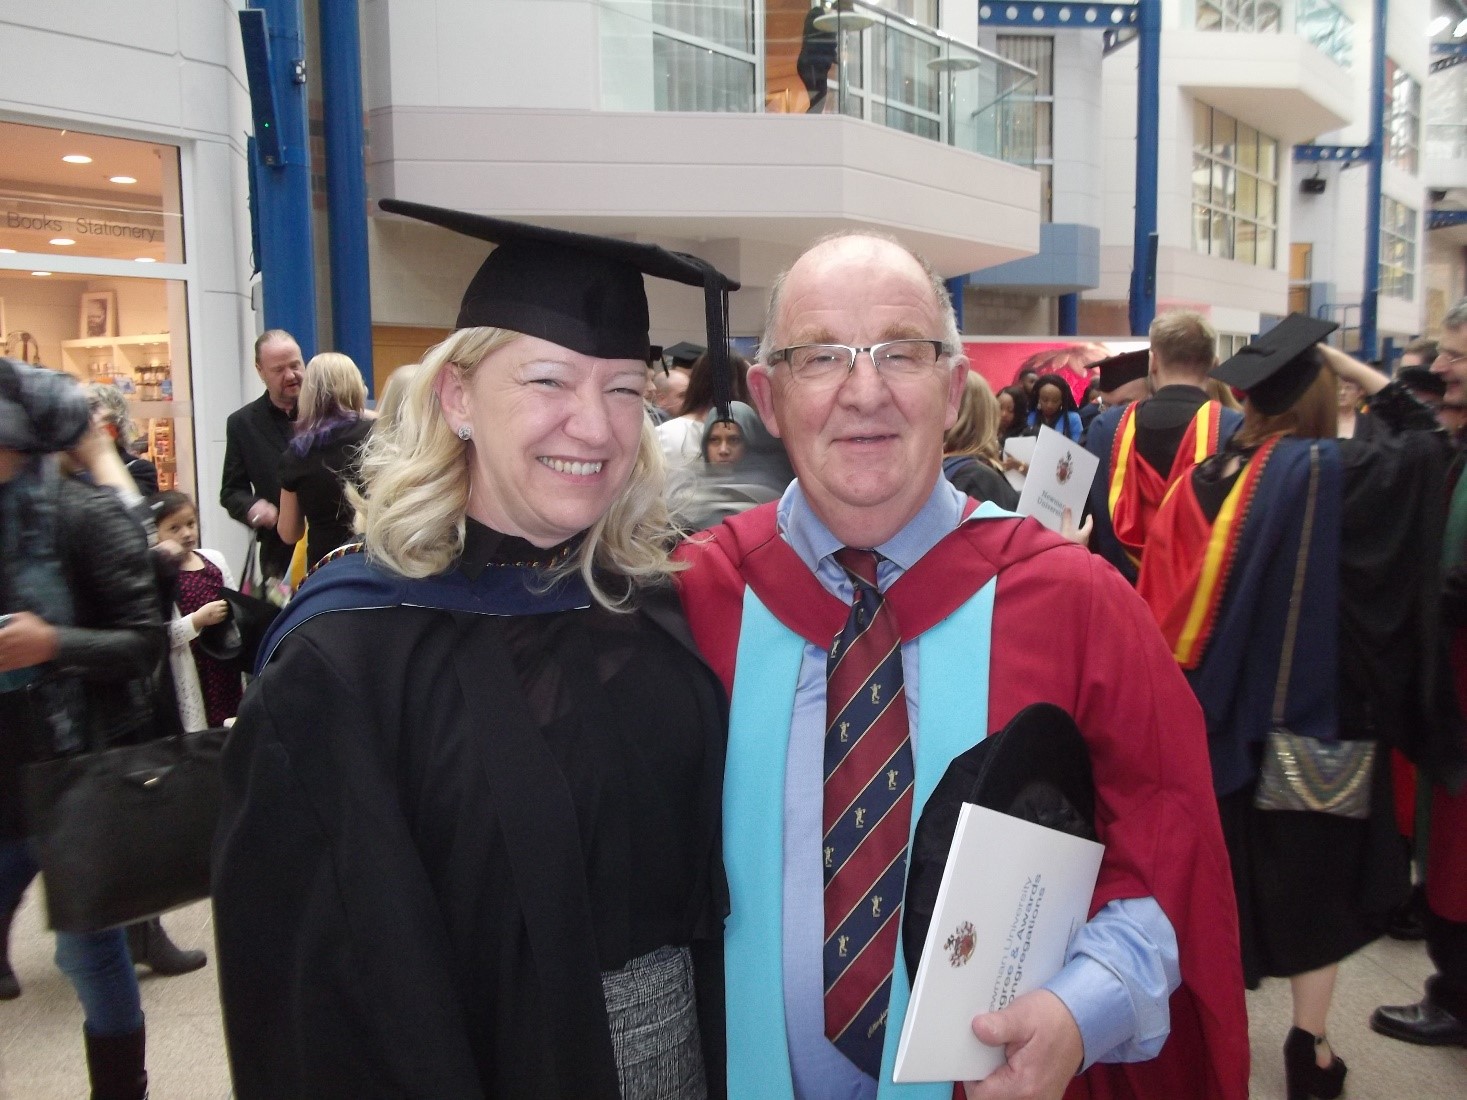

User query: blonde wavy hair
[351,327,684,609]
[295,352,367,438]
[943,371,1003,467]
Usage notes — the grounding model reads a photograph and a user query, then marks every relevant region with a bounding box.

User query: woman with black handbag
[0,358,163,1100]
[1137,319,1452,1100]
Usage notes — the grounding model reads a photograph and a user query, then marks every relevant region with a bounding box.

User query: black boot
[0,899,19,1000]
[126,918,206,976]
[84,1022,148,1100]
[1283,1027,1347,1100]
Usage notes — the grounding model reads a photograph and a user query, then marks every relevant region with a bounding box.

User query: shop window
[0,120,183,264]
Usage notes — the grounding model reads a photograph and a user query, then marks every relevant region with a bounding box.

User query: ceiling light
[134,257,157,263]
[31,271,52,277]
[49,237,75,246]
[62,154,92,164]
[1428,15,1450,35]
[0,248,16,254]
[1456,17,1467,37]
[109,175,137,185]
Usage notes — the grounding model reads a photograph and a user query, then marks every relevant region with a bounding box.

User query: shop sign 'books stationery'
[1014,425,1098,533]
[892,804,1104,1083]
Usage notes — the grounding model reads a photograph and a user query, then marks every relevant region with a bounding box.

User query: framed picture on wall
[79,290,118,340]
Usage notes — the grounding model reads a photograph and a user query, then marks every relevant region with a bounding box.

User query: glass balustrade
[597,0,1036,167]
[1193,0,1353,68]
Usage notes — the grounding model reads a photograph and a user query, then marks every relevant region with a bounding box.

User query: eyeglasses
[1438,348,1467,368]
[766,340,948,385]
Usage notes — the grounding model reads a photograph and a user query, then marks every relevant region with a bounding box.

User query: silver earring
[457,425,472,441]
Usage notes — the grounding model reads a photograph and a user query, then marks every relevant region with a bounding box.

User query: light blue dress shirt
[776,476,1181,1100]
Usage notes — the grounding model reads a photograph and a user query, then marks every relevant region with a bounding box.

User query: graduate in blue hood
[212,202,739,1100]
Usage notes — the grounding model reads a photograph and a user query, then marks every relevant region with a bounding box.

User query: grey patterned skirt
[600,945,707,1100]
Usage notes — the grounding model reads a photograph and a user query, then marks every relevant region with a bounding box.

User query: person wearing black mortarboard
[1084,312,1242,583]
[1136,315,1458,1100]
[211,201,740,1100]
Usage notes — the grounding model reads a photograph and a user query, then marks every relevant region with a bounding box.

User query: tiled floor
[3,885,1466,1098]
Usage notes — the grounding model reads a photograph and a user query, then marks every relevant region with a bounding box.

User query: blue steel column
[320,0,374,391]
[1058,293,1079,335]
[1128,0,1160,336]
[250,0,318,357]
[1360,0,1387,360]
[946,276,967,332]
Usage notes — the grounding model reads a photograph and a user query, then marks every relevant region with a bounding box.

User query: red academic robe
[674,503,1249,1100]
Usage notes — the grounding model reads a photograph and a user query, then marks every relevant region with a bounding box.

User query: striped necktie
[822,547,913,1077]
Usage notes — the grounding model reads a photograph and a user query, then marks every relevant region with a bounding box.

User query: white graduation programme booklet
[1000,436,1035,493]
[1013,425,1098,534]
[892,804,1104,1084]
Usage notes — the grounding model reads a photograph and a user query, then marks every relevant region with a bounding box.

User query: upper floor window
[1379,196,1416,301]
[1384,58,1420,175]
[1191,103,1279,268]
[996,34,1053,221]
[1195,0,1283,33]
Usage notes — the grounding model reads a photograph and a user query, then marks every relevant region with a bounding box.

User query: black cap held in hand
[378,199,742,419]
[1210,313,1339,416]
[901,703,1097,980]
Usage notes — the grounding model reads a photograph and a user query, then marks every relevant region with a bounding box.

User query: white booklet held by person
[1000,436,1035,493]
[1013,426,1098,533]
[892,804,1105,1084]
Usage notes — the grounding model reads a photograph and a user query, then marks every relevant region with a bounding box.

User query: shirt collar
[777,472,967,581]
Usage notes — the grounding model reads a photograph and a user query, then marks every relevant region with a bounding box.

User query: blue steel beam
[1430,210,1467,230]
[1128,0,1160,335]
[1359,0,1386,360]
[977,3,1138,28]
[242,1,318,358]
[1293,144,1370,163]
[1431,42,1467,73]
[946,276,967,330]
[320,0,374,392]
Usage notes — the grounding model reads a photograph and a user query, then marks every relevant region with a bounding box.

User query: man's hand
[1059,507,1093,547]
[963,989,1084,1100]
[246,500,279,529]
[0,611,61,672]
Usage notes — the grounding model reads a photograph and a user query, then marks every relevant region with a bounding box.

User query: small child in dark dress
[150,491,244,730]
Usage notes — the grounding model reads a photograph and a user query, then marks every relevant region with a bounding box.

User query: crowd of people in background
[3,228,1467,1100]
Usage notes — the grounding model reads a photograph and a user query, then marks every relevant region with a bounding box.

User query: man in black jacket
[0,358,163,1100]
[221,330,302,582]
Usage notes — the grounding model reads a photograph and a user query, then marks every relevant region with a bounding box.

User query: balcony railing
[1193,0,1353,68]
[596,0,1036,166]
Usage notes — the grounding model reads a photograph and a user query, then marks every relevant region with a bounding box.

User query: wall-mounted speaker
[1301,177,1327,195]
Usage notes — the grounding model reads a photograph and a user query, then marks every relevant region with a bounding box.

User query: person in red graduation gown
[1084,312,1240,584]
[675,233,1248,1100]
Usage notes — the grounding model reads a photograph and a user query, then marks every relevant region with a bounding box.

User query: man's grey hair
[1444,298,1467,333]
[756,229,963,364]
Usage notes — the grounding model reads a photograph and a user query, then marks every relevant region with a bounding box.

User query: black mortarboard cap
[664,341,705,366]
[1210,313,1338,416]
[901,703,1096,979]
[379,199,741,418]
[1396,366,1446,400]
[1095,348,1150,393]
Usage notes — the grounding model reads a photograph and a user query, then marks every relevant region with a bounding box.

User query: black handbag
[22,726,230,933]
[1253,445,1375,819]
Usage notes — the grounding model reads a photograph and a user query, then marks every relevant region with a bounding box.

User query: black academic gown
[212,527,728,1099]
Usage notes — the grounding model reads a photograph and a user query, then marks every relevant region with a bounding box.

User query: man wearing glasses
[675,232,1247,1100]
[1372,299,1467,1049]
